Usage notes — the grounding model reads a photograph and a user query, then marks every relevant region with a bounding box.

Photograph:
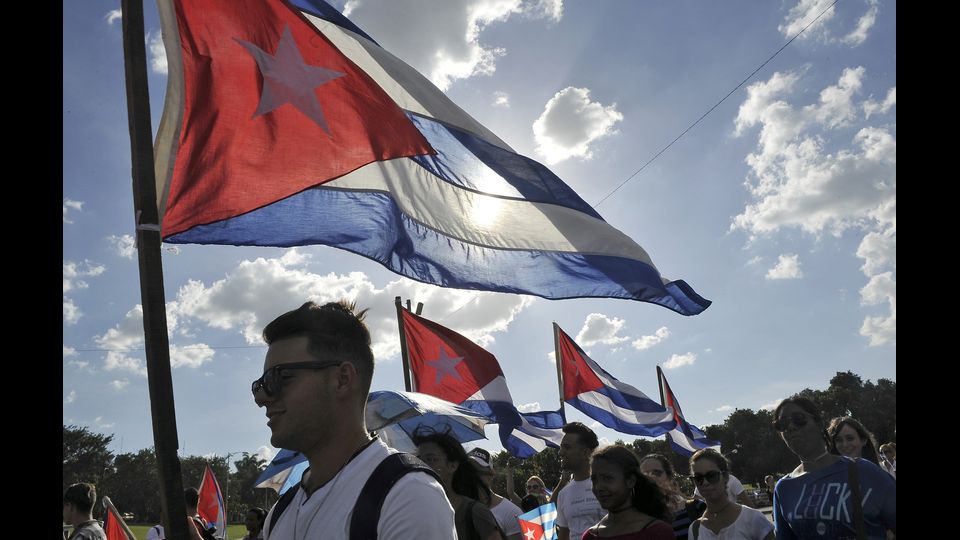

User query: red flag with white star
[159,0,434,238]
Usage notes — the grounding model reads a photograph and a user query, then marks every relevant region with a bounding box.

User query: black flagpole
[120,1,189,538]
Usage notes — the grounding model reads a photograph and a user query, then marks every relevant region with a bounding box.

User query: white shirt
[695,473,746,503]
[145,525,164,540]
[687,505,773,539]
[490,496,522,537]
[264,439,456,540]
[555,478,604,540]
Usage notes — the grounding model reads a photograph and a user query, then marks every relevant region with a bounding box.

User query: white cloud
[64,298,82,326]
[841,0,879,46]
[63,198,84,224]
[663,353,697,370]
[63,346,77,358]
[765,254,804,280]
[517,402,542,413]
[779,0,879,46]
[64,260,107,293]
[732,70,895,237]
[711,405,734,413]
[493,91,510,108]
[255,446,275,464]
[64,390,77,404]
[631,327,669,351]
[863,87,896,119]
[575,313,629,347]
[856,228,895,276]
[170,344,216,369]
[68,360,91,371]
[108,234,136,259]
[96,305,148,377]
[533,87,623,164]
[105,9,122,26]
[107,254,533,364]
[547,351,556,365]
[779,0,837,41]
[760,399,782,411]
[342,0,561,91]
[147,30,167,75]
[859,271,895,346]
[746,256,763,266]
[94,417,115,429]
[111,380,130,390]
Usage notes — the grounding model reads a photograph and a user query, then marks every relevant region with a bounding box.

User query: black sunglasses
[773,412,812,432]
[691,470,723,486]
[251,361,343,398]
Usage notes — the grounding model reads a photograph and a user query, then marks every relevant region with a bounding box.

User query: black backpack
[267,452,442,540]
[192,516,217,540]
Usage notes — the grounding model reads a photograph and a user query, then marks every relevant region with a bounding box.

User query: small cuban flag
[518,502,558,540]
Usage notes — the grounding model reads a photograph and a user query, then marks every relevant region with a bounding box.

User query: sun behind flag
[154,0,711,315]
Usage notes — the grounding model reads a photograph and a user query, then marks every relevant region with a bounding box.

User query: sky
[63,0,896,469]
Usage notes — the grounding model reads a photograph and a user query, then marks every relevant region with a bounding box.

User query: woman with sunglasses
[639,454,705,539]
[687,449,773,540]
[583,445,674,539]
[772,397,896,539]
[827,416,880,464]
[505,463,550,508]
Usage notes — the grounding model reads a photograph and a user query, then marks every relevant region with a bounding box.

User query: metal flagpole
[395,297,414,392]
[553,322,566,419]
[120,0,188,538]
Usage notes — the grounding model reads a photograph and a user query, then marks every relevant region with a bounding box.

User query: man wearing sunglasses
[254,301,455,539]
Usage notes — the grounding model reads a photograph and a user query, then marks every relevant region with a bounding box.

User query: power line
[593,0,841,208]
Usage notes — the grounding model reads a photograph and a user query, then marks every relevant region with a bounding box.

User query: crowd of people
[64,300,896,539]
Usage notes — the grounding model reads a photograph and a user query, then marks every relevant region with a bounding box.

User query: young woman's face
[834,424,866,458]
[691,459,728,501]
[525,478,545,496]
[591,458,635,511]
[640,458,672,492]
[416,441,458,486]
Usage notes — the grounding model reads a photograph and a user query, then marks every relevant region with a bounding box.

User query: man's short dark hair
[262,300,375,397]
[63,483,97,514]
[184,487,200,508]
[562,421,599,450]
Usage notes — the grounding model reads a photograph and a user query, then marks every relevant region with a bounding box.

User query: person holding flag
[63,483,106,540]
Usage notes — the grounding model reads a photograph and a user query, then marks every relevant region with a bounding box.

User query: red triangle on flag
[556,327,606,400]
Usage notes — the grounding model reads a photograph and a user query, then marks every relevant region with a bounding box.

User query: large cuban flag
[657,366,721,456]
[197,465,227,539]
[401,308,564,457]
[153,0,711,315]
[556,324,676,436]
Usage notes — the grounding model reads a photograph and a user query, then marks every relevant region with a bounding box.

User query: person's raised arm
[505,458,522,506]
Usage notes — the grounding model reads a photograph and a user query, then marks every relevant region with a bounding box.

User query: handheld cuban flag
[518,502,558,540]
[401,308,564,457]
[255,448,309,494]
[197,465,227,539]
[153,0,710,316]
[657,366,721,456]
[101,496,133,540]
[556,324,675,436]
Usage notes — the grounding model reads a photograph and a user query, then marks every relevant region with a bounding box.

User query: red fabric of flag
[556,327,605,400]
[103,504,128,540]
[162,0,434,237]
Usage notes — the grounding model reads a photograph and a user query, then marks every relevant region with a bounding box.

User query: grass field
[125,524,248,539]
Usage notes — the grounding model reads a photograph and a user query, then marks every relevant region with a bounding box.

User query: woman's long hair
[413,429,491,502]
[827,416,880,464]
[640,453,685,511]
[591,445,670,521]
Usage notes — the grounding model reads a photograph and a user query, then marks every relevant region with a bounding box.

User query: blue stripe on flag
[567,396,675,437]
[287,0,379,44]
[166,189,709,314]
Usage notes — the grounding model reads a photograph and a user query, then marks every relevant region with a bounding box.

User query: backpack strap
[267,485,301,537]
[845,457,867,540]
[349,452,442,540]
[692,519,701,540]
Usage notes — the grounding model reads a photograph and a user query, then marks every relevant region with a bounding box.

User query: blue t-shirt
[773,457,895,540]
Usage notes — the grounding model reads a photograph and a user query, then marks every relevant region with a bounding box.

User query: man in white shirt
[255,301,456,539]
[468,447,523,540]
[554,422,604,540]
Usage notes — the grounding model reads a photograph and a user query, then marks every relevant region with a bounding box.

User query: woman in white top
[687,449,773,540]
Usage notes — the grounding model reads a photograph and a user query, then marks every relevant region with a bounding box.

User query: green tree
[63,425,115,494]
[228,452,278,522]
[102,448,160,523]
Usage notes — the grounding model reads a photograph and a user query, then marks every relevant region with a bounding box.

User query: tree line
[64,370,894,521]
